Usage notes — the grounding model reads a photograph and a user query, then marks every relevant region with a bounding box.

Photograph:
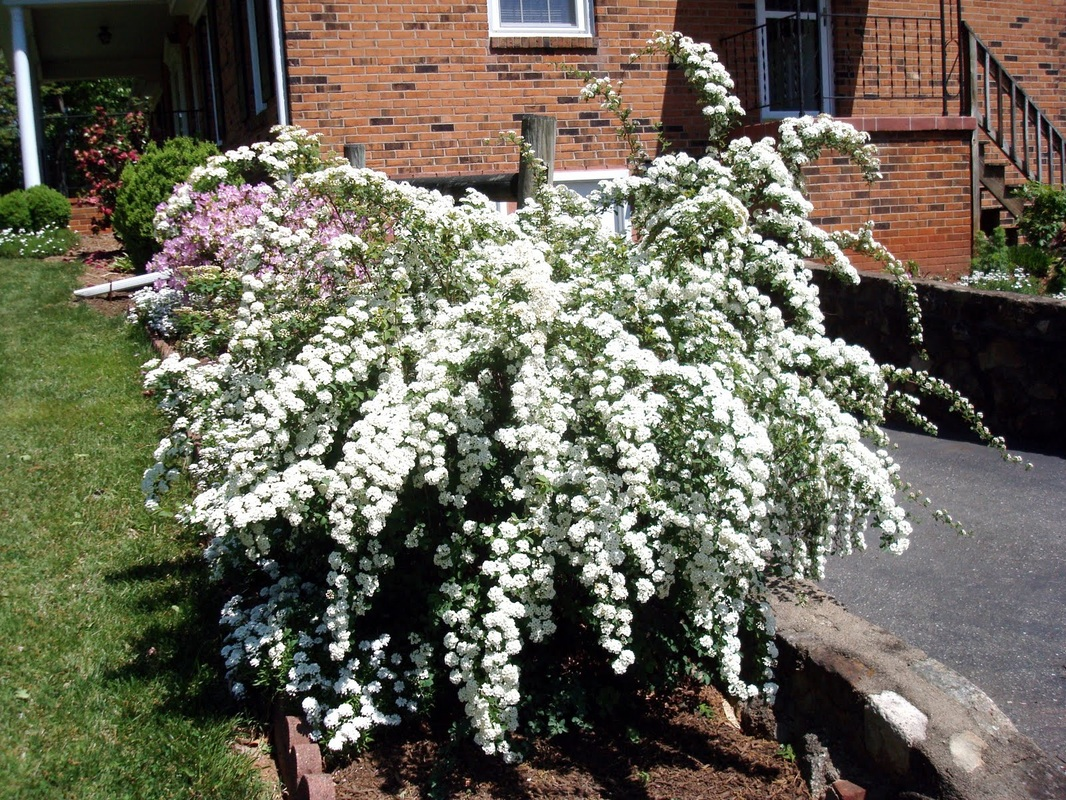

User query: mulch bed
[63,231,138,318]
[331,681,812,799]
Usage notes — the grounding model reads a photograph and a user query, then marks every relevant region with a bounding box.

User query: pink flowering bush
[139,32,1014,763]
[130,129,369,354]
[73,106,147,232]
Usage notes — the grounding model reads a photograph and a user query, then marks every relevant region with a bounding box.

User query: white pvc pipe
[73,270,172,298]
[10,6,41,188]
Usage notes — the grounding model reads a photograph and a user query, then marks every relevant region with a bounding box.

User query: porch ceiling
[1,0,172,86]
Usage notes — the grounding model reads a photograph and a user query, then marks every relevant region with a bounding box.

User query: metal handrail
[964,22,1066,187]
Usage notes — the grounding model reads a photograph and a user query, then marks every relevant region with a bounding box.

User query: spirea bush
[141,32,1010,762]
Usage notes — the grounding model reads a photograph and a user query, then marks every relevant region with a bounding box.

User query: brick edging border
[271,704,335,800]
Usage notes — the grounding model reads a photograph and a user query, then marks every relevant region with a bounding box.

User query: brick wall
[68,200,101,235]
[281,0,762,178]
[210,0,1037,278]
[831,0,961,118]
[962,2,1066,130]
[803,121,975,278]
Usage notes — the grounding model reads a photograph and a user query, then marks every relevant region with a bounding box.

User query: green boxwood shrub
[113,137,219,270]
[0,190,32,232]
[25,185,72,231]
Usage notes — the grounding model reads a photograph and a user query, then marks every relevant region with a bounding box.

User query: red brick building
[4,0,1064,276]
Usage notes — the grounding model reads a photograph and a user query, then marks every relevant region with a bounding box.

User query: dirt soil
[64,232,137,318]
[331,681,812,799]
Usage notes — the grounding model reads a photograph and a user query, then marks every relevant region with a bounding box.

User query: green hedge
[0,190,32,232]
[26,185,72,231]
[0,186,72,233]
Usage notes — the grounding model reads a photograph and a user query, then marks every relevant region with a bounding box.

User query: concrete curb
[271,705,335,800]
[769,581,1066,800]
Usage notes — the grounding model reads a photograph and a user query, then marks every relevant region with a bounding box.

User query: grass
[0,257,275,799]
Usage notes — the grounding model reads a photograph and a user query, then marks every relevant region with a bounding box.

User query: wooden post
[965,26,981,259]
[344,144,366,169]
[516,115,556,207]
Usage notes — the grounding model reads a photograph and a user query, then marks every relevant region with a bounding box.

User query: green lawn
[0,258,274,799]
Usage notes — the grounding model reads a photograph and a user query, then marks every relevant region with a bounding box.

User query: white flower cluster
[648,31,745,141]
[128,285,183,338]
[141,33,944,761]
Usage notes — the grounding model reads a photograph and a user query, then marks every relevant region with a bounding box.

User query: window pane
[253,0,275,101]
[499,0,577,26]
[766,16,821,111]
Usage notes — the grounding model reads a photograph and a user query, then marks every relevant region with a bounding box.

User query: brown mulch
[64,231,138,318]
[331,681,812,799]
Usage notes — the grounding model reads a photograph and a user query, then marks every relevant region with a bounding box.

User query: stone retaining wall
[811,268,1066,454]
[768,582,1066,800]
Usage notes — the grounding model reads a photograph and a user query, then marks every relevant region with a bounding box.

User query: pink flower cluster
[147,183,273,283]
[147,182,367,291]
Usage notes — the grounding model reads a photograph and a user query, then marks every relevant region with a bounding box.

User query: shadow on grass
[101,551,246,722]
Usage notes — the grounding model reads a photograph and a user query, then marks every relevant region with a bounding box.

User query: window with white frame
[555,170,629,235]
[489,0,594,37]
[489,170,630,235]
[245,0,275,115]
[757,0,833,118]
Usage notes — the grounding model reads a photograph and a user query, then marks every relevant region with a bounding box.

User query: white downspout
[10,5,42,188]
[267,0,289,126]
[73,270,172,298]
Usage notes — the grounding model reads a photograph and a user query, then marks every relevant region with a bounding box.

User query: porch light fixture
[97,25,112,45]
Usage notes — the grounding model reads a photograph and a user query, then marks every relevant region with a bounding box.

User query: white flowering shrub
[141,32,1007,762]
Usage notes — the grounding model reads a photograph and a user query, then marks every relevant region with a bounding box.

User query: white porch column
[10,5,42,188]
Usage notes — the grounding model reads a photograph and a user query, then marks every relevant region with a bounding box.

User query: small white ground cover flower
[140,33,1012,762]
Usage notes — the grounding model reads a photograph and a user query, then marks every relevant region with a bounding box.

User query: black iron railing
[719,11,961,119]
[34,107,214,197]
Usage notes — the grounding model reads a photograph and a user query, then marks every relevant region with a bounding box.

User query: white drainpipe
[73,270,172,298]
[267,0,290,127]
[10,5,42,187]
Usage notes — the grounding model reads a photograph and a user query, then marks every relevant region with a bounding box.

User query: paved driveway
[818,428,1066,774]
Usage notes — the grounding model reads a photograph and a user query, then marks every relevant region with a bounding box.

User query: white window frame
[553,169,629,235]
[163,41,190,137]
[197,11,225,144]
[245,0,270,114]
[488,0,594,38]
[491,169,630,235]
[756,0,834,119]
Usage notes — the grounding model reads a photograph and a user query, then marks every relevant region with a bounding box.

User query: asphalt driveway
[818,428,1066,774]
